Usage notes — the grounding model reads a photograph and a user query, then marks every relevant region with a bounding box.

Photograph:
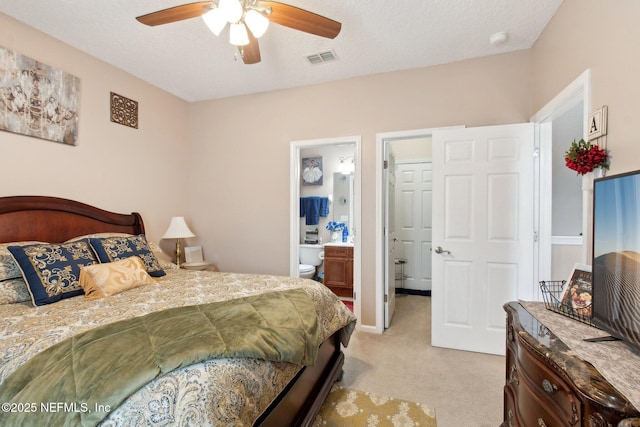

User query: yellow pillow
[79,256,155,299]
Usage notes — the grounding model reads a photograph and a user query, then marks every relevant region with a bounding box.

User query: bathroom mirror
[333,172,353,228]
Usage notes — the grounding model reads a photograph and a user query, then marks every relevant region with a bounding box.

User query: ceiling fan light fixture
[202,8,227,36]
[219,0,243,23]
[229,23,250,46]
[245,9,269,38]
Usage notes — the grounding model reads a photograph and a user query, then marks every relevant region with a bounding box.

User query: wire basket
[539,280,595,327]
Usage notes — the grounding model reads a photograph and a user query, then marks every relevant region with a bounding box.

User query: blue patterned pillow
[8,240,98,306]
[89,234,165,277]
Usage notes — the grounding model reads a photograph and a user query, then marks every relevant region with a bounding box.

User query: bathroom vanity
[323,243,353,298]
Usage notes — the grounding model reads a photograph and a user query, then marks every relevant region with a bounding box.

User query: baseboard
[358,324,382,334]
[396,288,431,297]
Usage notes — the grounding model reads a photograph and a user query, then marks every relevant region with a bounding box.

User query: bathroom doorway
[290,136,362,322]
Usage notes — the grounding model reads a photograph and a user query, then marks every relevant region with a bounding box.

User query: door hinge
[384,294,388,303]
[534,231,539,242]
[533,147,540,158]
[384,160,388,169]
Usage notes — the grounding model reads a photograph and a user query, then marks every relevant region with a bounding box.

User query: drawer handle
[509,365,519,385]
[542,379,557,394]
[507,408,514,427]
[537,418,547,427]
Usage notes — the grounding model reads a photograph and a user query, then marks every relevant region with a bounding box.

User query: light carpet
[313,386,437,426]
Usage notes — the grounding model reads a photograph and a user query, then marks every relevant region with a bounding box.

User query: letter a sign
[588,106,608,141]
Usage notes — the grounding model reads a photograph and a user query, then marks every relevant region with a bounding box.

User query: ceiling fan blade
[241,33,261,64]
[260,1,341,39]
[136,2,214,26]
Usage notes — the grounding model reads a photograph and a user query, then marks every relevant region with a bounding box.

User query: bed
[0,195,356,426]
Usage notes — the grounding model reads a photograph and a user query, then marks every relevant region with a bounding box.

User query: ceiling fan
[136,0,341,65]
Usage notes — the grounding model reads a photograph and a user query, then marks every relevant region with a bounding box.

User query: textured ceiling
[0,0,563,102]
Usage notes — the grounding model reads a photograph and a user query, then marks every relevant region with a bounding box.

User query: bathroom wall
[299,145,356,244]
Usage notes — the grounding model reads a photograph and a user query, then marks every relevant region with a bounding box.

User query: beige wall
[532,0,640,175]
[188,52,532,326]
[0,14,190,245]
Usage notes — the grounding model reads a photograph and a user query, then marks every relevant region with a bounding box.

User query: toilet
[299,244,324,279]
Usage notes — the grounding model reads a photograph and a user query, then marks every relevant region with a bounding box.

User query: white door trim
[375,126,463,334]
[530,69,591,293]
[290,136,362,327]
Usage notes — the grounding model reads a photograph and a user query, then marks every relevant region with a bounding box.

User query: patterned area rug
[313,386,437,426]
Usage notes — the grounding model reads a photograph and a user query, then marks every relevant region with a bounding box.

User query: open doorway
[375,127,461,331]
[290,135,362,324]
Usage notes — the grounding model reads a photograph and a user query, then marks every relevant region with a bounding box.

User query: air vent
[306,50,338,65]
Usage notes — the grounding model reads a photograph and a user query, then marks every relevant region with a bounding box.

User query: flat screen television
[592,169,640,353]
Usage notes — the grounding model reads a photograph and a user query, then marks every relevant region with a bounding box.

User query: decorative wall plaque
[588,105,607,141]
[110,92,138,129]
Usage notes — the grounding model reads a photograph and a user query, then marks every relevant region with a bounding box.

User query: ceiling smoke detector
[306,50,338,65]
[489,31,508,46]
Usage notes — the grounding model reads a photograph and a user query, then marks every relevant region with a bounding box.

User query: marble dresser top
[515,301,640,413]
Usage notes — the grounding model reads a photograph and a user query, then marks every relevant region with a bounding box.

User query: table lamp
[161,216,195,268]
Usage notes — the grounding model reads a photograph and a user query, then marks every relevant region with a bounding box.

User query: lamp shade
[161,217,196,239]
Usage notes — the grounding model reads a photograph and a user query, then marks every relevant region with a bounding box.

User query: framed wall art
[0,46,80,145]
[302,156,323,186]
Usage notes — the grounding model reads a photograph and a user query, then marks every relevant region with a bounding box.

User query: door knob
[433,246,451,254]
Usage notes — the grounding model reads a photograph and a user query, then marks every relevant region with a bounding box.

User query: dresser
[503,302,640,427]
[323,244,353,298]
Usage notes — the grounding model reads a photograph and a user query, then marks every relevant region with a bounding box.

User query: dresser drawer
[514,377,572,427]
[503,384,518,427]
[516,340,580,425]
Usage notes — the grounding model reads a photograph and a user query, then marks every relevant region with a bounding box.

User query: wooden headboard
[0,196,145,244]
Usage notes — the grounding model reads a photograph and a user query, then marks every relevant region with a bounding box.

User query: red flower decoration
[564,139,609,175]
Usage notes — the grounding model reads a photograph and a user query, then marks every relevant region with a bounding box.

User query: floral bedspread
[0,270,357,426]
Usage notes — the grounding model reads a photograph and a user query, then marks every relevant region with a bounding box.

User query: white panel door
[396,162,432,291]
[431,124,534,356]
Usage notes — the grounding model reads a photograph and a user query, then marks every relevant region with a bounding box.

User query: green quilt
[0,289,319,427]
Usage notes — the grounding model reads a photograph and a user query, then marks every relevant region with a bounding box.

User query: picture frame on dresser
[560,263,592,317]
[184,246,204,263]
